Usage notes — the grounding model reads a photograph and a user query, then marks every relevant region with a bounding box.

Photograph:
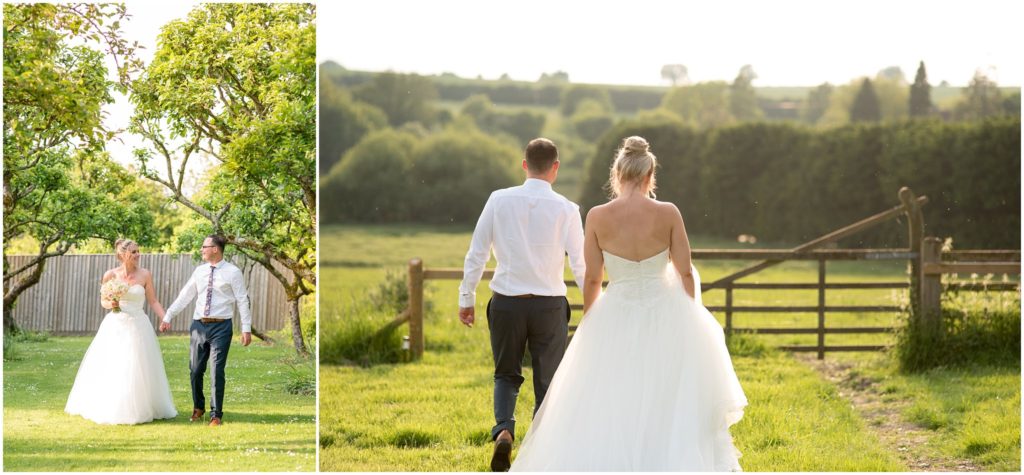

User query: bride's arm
[142,270,167,320]
[667,204,696,299]
[582,208,605,315]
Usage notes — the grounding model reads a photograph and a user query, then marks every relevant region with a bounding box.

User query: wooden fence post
[724,286,733,336]
[920,237,943,329]
[408,258,425,360]
[817,258,826,360]
[899,187,925,316]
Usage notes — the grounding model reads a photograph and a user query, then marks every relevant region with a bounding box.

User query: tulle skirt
[65,310,177,425]
[510,282,747,471]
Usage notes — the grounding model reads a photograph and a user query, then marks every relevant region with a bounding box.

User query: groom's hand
[458,306,475,327]
[159,322,170,332]
[241,332,252,346]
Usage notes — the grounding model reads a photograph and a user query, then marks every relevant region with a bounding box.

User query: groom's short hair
[525,138,558,173]
[206,234,227,252]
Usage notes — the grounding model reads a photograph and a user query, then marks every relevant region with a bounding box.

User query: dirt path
[796,354,980,472]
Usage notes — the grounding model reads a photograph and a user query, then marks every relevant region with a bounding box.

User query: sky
[101,1,208,191]
[318,0,1023,87]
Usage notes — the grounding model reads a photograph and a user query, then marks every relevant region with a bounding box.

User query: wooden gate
[403,187,1020,360]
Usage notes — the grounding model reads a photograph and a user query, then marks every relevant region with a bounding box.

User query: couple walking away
[459,137,747,471]
[64,235,252,426]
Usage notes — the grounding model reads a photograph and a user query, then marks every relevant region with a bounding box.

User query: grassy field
[321,224,957,471]
[3,335,315,472]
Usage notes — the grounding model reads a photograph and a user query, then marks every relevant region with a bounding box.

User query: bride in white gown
[65,238,178,425]
[510,136,747,471]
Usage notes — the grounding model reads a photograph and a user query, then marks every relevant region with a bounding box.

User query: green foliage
[955,70,1006,120]
[130,3,316,354]
[321,129,419,223]
[580,117,1020,249]
[801,83,833,124]
[321,126,520,225]
[353,72,439,127]
[730,65,763,121]
[897,286,1021,372]
[660,81,734,128]
[850,78,881,122]
[318,71,388,174]
[320,304,405,366]
[459,94,545,143]
[559,84,613,117]
[3,4,156,329]
[910,61,933,117]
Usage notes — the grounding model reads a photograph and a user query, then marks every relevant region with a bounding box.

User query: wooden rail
[401,187,1019,361]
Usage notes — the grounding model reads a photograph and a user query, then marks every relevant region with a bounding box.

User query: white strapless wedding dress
[65,284,177,424]
[510,249,747,471]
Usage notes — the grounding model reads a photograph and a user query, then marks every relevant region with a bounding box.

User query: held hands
[458,306,475,328]
[158,321,171,332]
[241,332,252,346]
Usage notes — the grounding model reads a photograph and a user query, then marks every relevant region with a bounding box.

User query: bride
[65,238,178,424]
[509,137,747,471]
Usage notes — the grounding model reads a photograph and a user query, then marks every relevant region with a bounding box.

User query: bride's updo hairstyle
[114,238,138,263]
[608,136,657,198]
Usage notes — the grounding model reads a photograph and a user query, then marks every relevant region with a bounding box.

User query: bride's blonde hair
[114,238,138,263]
[608,136,657,198]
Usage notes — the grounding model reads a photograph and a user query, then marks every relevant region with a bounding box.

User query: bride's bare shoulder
[585,202,611,220]
[101,268,118,283]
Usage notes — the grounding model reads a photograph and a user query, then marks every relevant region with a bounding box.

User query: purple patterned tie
[203,265,216,317]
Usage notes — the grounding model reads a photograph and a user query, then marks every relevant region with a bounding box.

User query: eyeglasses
[201,245,217,249]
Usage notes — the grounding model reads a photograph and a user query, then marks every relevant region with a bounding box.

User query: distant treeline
[580,116,1021,249]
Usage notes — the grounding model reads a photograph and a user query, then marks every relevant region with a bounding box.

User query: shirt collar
[523,178,553,190]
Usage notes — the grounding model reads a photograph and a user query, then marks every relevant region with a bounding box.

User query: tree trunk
[3,257,48,334]
[288,296,309,357]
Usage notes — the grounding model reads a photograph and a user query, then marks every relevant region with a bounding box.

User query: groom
[160,234,252,426]
[458,138,586,471]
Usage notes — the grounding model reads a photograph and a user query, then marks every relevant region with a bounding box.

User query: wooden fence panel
[6,254,289,335]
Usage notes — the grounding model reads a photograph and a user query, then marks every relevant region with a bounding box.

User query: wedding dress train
[510,249,746,471]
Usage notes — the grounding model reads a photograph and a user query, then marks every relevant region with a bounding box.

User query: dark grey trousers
[487,293,570,441]
[190,319,232,418]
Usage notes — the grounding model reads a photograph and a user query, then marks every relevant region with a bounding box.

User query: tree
[877,66,908,85]
[661,81,734,128]
[3,3,154,332]
[318,72,387,174]
[660,64,689,87]
[909,61,933,117]
[539,71,569,83]
[850,78,881,122]
[801,82,833,124]
[353,72,438,126]
[729,64,762,121]
[955,69,1003,120]
[130,3,315,356]
[560,84,613,117]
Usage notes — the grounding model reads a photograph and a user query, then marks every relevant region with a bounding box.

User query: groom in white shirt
[160,234,252,427]
[459,138,586,471]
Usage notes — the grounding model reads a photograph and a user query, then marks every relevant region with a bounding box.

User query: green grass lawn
[842,354,1021,471]
[3,335,315,472]
[319,224,918,470]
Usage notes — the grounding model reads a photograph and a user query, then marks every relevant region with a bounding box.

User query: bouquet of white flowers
[101,279,130,313]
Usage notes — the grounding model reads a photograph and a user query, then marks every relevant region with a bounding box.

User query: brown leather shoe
[209,416,222,426]
[491,430,513,472]
[190,409,205,422]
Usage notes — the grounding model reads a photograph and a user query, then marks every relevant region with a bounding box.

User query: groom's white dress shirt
[164,260,253,332]
[459,178,586,308]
